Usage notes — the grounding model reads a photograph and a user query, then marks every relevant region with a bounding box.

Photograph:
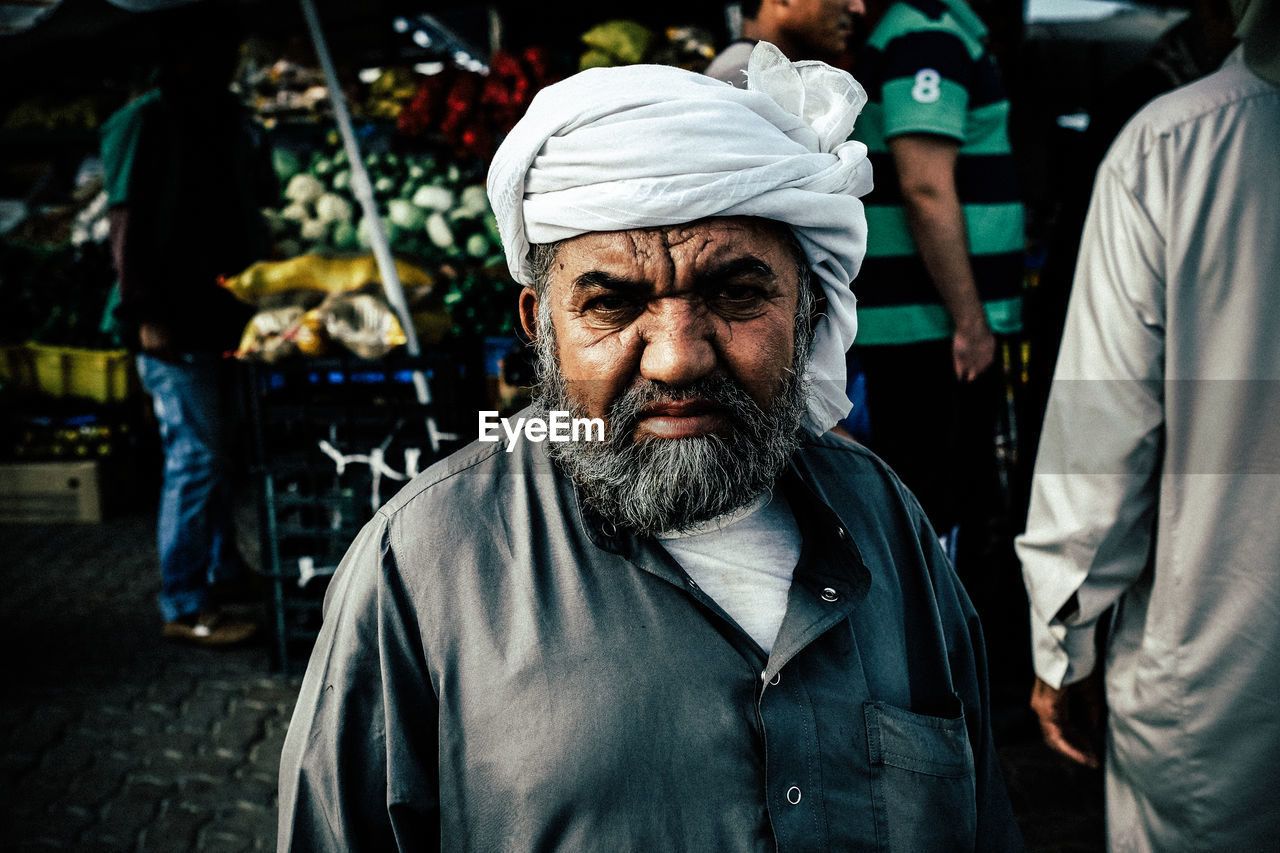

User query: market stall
[1,0,1190,669]
[0,0,732,668]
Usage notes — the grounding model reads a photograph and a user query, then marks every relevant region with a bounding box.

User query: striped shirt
[851,0,1025,344]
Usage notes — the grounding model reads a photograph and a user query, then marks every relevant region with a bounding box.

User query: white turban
[487,41,873,433]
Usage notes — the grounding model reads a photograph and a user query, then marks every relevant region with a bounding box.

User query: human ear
[518,287,539,339]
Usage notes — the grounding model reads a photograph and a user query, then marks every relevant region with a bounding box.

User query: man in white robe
[1015,0,1280,849]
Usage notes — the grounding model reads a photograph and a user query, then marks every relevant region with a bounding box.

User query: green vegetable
[482,211,502,246]
[285,173,325,205]
[272,149,302,183]
[425,212,455,249]
[331,221,359,251]
[280,202,310,222]
[458,184,489,214]
[300,217,329,242]
[356,216,402,251]
[315,193,354,224]
[387,199,426,230]
[412,185,454,211]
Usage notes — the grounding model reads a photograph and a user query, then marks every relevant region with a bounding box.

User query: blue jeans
[136,353,245,622]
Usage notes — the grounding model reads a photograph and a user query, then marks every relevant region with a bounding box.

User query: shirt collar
[572,447,871,608]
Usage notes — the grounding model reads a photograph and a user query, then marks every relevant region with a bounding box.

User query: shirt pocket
[863,697,977,852]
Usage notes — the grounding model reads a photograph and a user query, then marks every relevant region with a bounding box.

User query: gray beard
[532,321,811,536]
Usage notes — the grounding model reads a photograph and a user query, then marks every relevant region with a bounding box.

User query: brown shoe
[163,610,258,646]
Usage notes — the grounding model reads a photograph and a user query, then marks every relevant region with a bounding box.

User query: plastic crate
[0,343,35,390]
[28,343,137,403]
[241,346,485,671]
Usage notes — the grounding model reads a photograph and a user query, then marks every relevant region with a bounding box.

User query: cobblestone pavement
[0,505,1104,851]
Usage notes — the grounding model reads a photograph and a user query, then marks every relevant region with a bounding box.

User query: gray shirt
[278,427,1023,851]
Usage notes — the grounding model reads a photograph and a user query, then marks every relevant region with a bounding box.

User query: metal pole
[297,0,432,402]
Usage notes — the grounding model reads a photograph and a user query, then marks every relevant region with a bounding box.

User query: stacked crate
[242,347,482,671]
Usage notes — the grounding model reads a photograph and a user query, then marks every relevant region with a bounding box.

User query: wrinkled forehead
[550,217,800,286]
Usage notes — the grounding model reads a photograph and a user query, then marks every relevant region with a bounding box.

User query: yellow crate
[0,343,36,390]
[28,343,137,403]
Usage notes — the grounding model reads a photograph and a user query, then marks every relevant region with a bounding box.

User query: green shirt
[99,87,274,350]
[851,0,1025,344]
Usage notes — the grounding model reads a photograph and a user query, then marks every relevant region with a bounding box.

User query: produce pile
[221,253,451,362]
[238,56,331,122]
[578,20,717,72]
[264,135,519,340]
[2,93,111,133]
[395,47,558,164]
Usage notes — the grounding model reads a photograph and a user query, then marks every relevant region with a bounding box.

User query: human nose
[638,298,716,387]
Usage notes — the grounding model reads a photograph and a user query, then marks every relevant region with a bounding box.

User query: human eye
[709,282,768,317]
[585,294,632,313]
[579,291,642,326]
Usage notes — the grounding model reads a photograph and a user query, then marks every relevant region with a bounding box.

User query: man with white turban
[279,42,1023,851]
[1016,0,1280,849]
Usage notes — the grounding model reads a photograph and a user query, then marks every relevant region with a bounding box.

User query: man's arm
[1014,151,1165,763]
[107,205,176,359]
[278,515,440,851]
[888,133,995,381]
[1030,671,1104,769]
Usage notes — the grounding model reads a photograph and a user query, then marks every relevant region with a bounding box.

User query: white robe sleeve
[1015,153,1166,689]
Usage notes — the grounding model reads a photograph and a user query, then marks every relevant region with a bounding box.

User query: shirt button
[821,587,839,602]
[786,786,802,805]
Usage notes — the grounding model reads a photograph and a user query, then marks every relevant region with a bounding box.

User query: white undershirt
[656,491,802,654]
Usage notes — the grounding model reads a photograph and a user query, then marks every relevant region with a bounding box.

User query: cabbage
[411,185,455,211]
[315,193,354,225]
[280,202,310,222]
[300,217,329,242]
[458,184,489,214]
[285,173,325,205]
[425,212,454,249]
[331,221,359,251]
[387,198,426,230]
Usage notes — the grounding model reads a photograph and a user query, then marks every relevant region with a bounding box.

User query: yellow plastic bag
[220,252,435,306]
